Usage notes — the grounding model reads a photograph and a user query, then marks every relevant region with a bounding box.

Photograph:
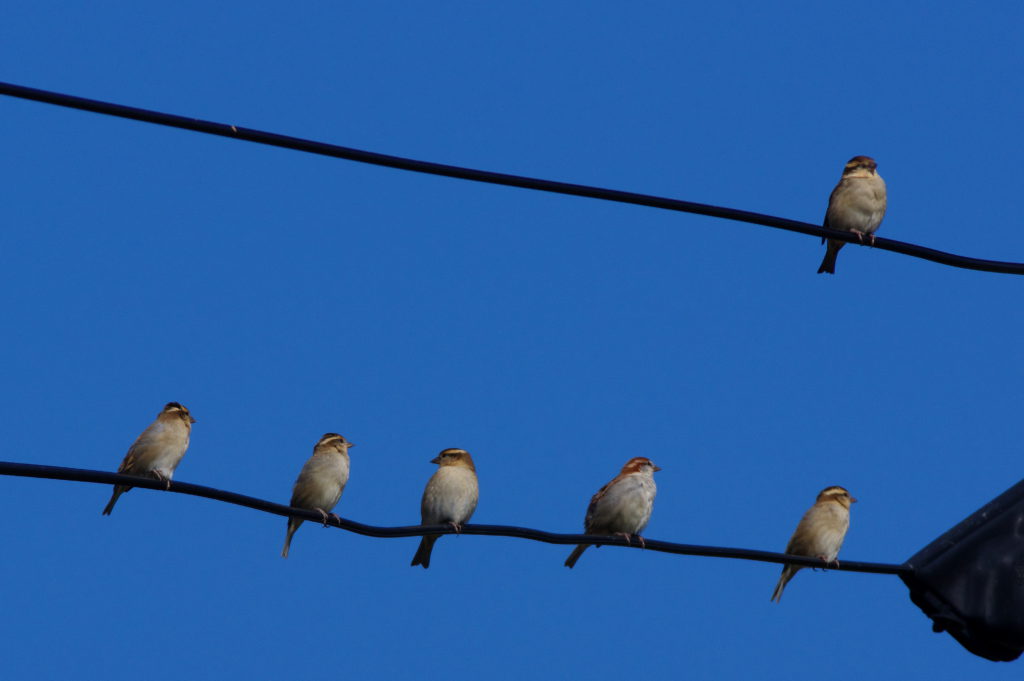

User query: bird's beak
[653,465,663,472]
[190,416,197,424]
[850,497,858,503]
[347,442,356,448]
[430,456,441,464]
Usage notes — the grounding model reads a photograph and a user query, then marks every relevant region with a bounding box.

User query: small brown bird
[411,448,479,569]
[818,155,887,274]
[102,402,196,515]
[771,485,857,602]
[565,456,660,568]
[282,433,354,558]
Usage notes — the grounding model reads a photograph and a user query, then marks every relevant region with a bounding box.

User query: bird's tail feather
[101,486,127,516]
[411,535,439,569]
[771,565,798,602]
[817,241,842,274]
[564,544,590,569]
[281,518,303,558]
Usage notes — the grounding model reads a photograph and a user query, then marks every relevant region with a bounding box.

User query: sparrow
[102,402,196,515]
[817,155,887,274]
[281,433,354,558]
[771,485,857,602]
[564,456,660,568]
[411,448,479,569]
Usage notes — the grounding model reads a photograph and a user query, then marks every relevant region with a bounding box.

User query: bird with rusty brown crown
[565,457,660,568]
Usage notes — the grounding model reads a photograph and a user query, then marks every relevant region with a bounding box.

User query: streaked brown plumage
[564,456,660,568]
[102,402,196,515]
[771,485,856,602]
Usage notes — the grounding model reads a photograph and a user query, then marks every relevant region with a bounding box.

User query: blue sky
[2,2,1023,679]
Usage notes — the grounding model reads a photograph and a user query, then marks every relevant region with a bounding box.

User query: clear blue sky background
[2,3,1022,679]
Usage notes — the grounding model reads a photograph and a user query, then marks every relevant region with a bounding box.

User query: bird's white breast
[293,452,350,509]
[827,176,887,235]
[133,418,190,478]
[422,466,479,525]
[806,503,850,562]
[589,473,657,535]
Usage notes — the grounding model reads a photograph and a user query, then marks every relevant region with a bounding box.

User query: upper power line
[1,80,1022,276]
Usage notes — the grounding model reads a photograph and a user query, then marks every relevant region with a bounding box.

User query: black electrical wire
[0,461,910,575]
[0,81,1021,276]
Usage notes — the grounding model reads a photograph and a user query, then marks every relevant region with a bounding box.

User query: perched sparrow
[102,402,196,515]
[281,433,354,558]
[564,456,660,568]
[771,485,857,602]
[411,448,479,569]
[817,155,887,274]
